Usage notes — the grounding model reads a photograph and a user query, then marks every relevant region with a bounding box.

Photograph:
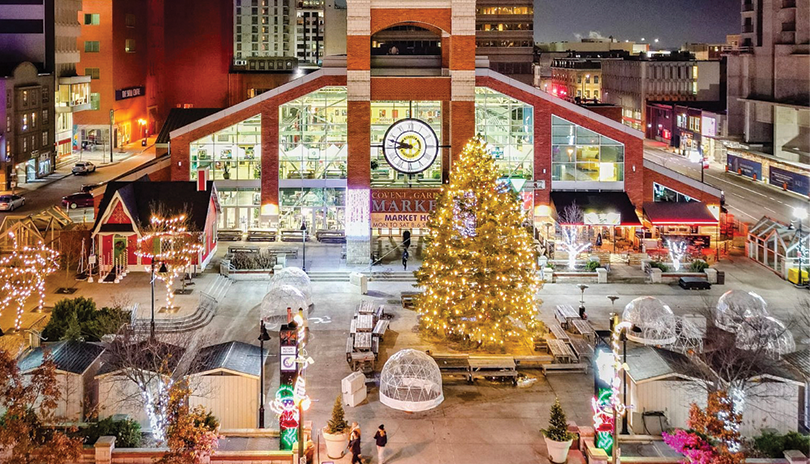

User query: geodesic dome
[269,267,312,308]
[669,315,705,354]
[736,315,795,356]
[621,296,676,345]
[379,349,444,412]
[713,290,769,332]
[260,284,307,327]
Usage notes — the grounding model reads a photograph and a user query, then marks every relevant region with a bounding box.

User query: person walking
[349,429,362,464]
[374,424,387,463]
[402,248,409,270]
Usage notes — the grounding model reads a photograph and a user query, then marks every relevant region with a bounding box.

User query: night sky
[534,0,742,47]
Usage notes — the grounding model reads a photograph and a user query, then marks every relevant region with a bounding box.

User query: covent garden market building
[166,0,720,264]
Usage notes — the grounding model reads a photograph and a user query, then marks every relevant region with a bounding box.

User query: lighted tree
[557,202,590,270]
[667,238,689,271]
[663,390,744,464]
[0,232,59,330]
[415,137,540,349]
[135,207,204,310]
[156,380,220,464]
[0,349,83,464]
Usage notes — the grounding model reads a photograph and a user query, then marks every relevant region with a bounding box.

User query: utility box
[350,272,368,295]
[342,371,367,408]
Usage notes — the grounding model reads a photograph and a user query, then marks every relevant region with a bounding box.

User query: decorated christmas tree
[415,137,540,349]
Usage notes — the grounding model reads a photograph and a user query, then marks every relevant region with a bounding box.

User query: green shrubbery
[648,261,670,272]
[753,431,810,458]
[230,252,276,270]
[83,417,142,448]
[42,297,130,342]
[690,259,709,272]
[585,260,600,272]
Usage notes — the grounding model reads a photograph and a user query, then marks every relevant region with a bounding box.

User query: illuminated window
[190,114,262,182]
[551,115,624,185]
[84,41,100,52]
[475,87,534,180]
[125,39,136,53]
[84,13,100,25]
[692,65,698,79]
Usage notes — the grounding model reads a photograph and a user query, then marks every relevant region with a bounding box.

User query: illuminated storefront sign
[371,189,438,228]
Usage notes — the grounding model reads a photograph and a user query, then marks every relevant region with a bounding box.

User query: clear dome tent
[669,315,705,354]
[379,349,444,412]
[621,296,677,345]
[269,267,312,308]
[260,285,307,328]
[736,315,795,356]
[714,290,769,332]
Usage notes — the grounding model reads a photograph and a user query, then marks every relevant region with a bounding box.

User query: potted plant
[541,398,575,463]
[322,396,350,459]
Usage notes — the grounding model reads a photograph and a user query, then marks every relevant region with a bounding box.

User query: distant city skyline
[534,0,741,47]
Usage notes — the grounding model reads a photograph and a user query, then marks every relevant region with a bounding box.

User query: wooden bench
[542,363,588,374]
[372,320,389,339]
[266,248,299,259]
[547,339,576,364]
[679,276,711,290]
[469,356,518,384]
[345,337,354,363]
[246,229,277,242]
[218,229,244,241]
[316,230,346,243]
[570,319,596,343]
[349,318,357,335]
[514,355,555,368]
[431,354,472,382]
[547,323,570,342]
[358,300,375,314]
[280,229,306,242]
[348,350,376,373]
[555,304,579,329]
[354,332,372,351]
[228,246,260,255]
[568,338,594,364]
[401,292,421,309]
[373,305,385,320]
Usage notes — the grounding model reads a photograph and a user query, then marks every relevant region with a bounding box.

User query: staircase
[305,270,417,282]
[131,275,231,334]
[306,271,351,282]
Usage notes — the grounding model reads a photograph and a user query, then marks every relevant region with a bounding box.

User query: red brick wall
[534,102,552,206]
[370,77,451,101]
[643,168,722,203]
[260,102,279,208]
[450,36,476,70]
[347,101,371,189]
[347,35,370,70]
[370,9,451,35]
[450,101,475,161]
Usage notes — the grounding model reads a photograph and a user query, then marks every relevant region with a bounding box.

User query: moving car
[0,194,25,211]
[62,192,94,209]
[72,161,97,175]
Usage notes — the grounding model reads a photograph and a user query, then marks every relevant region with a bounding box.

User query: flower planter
[322,427,348,459]
[544,436,573,463]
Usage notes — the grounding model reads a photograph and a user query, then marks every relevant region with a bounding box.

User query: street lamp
[150,260,168,342]
[257,320,271,428]
[795,207,807,286]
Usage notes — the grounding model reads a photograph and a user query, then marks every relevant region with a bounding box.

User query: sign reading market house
[371,189,438,228]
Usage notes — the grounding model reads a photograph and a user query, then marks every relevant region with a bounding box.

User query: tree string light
[0,232,59,330]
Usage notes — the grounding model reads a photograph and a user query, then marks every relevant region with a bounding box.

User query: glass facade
[370,100,442,186]
[190,115,261,181]
[279,87,347,180]
[218,188,261,229]
[551,115,624,187]
[279,187,345,230]
[475,88,534,179]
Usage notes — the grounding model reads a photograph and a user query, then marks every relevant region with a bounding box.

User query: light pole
[795,207,807,286]
[149,260,168,342]
[257,320,271,428]
[577,284,589,319]
[301,222,307,272]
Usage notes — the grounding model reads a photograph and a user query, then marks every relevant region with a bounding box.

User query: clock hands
[388,138,413,150]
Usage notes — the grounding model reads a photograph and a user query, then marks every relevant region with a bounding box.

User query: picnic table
[356,314,374,332]
[468,356,518,383]
[358,301,375,314]
[401,292,421,309]
[354,332,372,351]
[431,354,472,382]
[555,304,579,329]
[568,338,594,363]
[547,323,570,342]
[547,339,576,364]
[570,319,596,343]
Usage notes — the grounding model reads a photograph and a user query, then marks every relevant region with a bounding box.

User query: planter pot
[544,436,573,463]
[322,428,349,459]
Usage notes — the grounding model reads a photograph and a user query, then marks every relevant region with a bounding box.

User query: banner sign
[371,189,438,229]
[770,166,810,196]
[727,153,762,180]
[115,86,144,101]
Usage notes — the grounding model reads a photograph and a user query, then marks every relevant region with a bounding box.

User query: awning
[643,201,718,226]
[551,191,641,226]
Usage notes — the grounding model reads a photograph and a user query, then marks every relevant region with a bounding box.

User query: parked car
[72,161,96,175]
[0,194,25,211]
[62,192,94,209]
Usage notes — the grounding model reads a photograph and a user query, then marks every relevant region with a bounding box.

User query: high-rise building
[550,58,603,102]
[726,0,809,162]
[475,0,534,84]
[296,0,324,67]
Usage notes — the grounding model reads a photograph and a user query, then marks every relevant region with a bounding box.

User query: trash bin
[716,270,725,285]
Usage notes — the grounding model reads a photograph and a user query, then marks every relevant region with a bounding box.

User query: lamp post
[301,222,307,272]
[795,207,807,286]
[577,284,589,319]
[257,320,271,428]
[149,260,168,342]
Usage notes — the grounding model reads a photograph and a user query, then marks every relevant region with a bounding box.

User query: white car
[0,194,25,211]
[72,161,97,175]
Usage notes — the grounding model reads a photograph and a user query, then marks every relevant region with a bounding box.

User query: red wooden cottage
[91,179,219,277]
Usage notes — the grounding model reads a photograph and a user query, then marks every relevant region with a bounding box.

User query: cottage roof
[624,344,698,383]
[187,341,262,378]
[96,341,185,377]
[155,108,222,145]
[18,340,105,375]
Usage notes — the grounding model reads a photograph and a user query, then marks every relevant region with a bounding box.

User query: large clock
[382,118,439,174]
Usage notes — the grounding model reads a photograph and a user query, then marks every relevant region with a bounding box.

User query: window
[475,87,534,180]
[22,90,28,106]
[551,115,625,185]
[84,13,100,25]
[42,109,48,124]
[593,75,599,84]
[594,90,599,99]
[90,93,100,110]
[125,14,136,27]
[85,68,100,79]
[31,112,36,129]
[42,131,48,147]
[190,114,263,182]
[41,86,48,103]
[585,76,590,84]
[692,65,698,79]
[125,39,136,53]
[84,41,100,52]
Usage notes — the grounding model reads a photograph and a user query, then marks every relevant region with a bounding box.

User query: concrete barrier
[350,272,368,294]
[596,268,608,283]
[704,268,718,283]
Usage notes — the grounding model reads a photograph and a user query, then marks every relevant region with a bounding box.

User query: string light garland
[0,232,59,330]
[414,137,540,349]
[135,214,204,310]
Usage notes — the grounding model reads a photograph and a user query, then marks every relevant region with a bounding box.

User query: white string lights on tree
[135,214,203,310]
[0,232,59,330]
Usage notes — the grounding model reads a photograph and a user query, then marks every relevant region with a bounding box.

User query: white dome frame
[260,284,308,327]
[713,290,769,332]
[736,315,795,356]
[269,267,312,308]
[379,349,444,412]
[621,296,677,345]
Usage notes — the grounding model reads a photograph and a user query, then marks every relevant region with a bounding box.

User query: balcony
[742,24,754,33]
[370,55,444,76]
[782,0,796,7]
[55,77,92,113]
[742,2,754,11]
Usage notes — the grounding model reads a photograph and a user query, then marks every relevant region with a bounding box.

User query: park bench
[547,322,570,342]
[372,337,380,355]
[400,292,421,309]
[217,229,244,241]
[266,248,299,259]
[541,363,588,374]
[679,276,711,290]
[469,356,518,384]
[547,339,576,364]
[345,337,354,363]
[315,230,346,243]
[570,319,596,343]
[568,338,594,364]
[372,319,389,340]
[358,300,375,314]
[227,245,260,256]
[280,229,306,242]
[431,354,472,382]
[555,304,579,329]
[246,228,277,242]
[373,305,385,320]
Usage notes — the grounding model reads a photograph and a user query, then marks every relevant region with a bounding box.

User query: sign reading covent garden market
[371,189,439,228]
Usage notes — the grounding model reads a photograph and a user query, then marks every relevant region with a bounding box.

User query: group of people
[348,422,388,464]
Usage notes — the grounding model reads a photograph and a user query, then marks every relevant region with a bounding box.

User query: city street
[644,143,809,225]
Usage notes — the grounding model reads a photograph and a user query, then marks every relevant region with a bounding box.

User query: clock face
[382,118,439,174]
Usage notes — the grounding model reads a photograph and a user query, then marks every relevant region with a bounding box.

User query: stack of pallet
[342,371,366,407]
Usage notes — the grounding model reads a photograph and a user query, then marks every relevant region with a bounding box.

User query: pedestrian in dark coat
[402,248,409,270]
[374,424,388,463]
[349,429,362,464]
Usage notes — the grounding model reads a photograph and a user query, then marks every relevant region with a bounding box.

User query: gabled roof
[625,343,701,383]
[156,108,222,145]
[93,180,217,235]
[96,341,185,377]
[18,341,105,375]
[783,349,810,380]
[187,341,262,378]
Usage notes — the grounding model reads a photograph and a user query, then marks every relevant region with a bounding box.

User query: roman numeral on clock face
[381,118,439,174]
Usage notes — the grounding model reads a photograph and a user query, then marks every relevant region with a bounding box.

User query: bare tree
[56,225,90,293]
[557,202,590,270]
